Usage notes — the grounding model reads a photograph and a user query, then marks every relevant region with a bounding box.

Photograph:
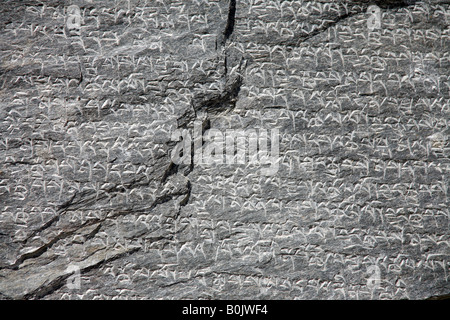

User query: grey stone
[0,0,448,299]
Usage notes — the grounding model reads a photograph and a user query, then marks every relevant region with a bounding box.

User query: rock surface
[0,0,448,299]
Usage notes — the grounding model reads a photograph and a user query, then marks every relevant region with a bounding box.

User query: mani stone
[0,0,448,300]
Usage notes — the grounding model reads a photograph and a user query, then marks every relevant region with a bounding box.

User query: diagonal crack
[0,173,190,271]
[1,220,102,270]
[426,293,450,300]
[297,11,359,44]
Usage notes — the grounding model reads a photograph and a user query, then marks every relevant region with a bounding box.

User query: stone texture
[0,0,448,299]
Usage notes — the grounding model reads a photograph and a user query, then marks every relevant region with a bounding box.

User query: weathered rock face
[0,0,448,300]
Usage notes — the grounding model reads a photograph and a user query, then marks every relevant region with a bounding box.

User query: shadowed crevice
[224,0,237,43]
